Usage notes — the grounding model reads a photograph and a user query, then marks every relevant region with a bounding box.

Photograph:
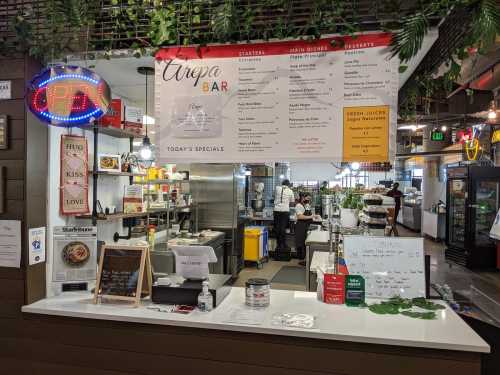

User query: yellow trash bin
[244,228,262,262]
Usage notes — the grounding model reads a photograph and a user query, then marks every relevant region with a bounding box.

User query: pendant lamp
[137,66,155,163]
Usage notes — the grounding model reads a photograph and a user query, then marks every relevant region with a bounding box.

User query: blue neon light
[38,74,100,88]
[38,108,103,122]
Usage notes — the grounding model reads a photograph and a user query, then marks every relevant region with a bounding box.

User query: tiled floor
[236,226,500,313]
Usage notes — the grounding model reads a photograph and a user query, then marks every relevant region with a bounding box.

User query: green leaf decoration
[398,65,408,73]
[366,295,444,319]
[391,12,429,63]
[411,297,445,311]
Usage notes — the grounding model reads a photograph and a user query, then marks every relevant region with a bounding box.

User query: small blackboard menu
[94,245,151,306]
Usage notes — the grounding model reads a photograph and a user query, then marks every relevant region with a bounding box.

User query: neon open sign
[27,65,111,126]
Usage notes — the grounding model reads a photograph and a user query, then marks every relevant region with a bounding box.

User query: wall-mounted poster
[155,33,398,163]
[60,135,89,215]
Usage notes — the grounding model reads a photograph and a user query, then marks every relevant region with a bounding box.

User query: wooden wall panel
[0,139,26,160]
[9,119,26,140]
[0,57,27,325]
[0,60,25,79]
[6,180,24,200]
[0,99,25,120]
[0,199,24,220]
[0,315,482,375]
[0,160,25,179]
[0,357,136,375]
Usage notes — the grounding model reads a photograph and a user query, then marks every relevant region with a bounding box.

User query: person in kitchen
[386,182,403,224]
[273,179,295,260]
[295,193,315,266]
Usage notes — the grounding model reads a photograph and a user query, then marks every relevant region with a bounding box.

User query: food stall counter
[23,288,489,354]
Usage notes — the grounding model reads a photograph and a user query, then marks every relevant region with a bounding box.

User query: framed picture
[98,154,121,173]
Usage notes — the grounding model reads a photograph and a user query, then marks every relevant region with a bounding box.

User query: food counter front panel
[19,288,488,375]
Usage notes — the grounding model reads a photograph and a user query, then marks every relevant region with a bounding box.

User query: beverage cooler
[445,165,500,269]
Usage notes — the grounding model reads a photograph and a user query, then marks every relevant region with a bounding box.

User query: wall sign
[60,135,89,215]
[28,227,46,265]
[0,81,11,100]
[0,114,7,149]
[0,220,22,268]
[343,105,389,162]
[431,130,445,141]
[26,65,111,127]
[155,33,398,163]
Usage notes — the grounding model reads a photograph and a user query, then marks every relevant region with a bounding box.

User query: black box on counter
[151,274,232,308]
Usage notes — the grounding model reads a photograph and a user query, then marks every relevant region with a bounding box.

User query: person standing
[273,179,295,259]
[386,182,403,224]
[295,193,314,266]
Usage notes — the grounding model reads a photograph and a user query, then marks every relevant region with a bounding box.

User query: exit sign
[431,130,444,141]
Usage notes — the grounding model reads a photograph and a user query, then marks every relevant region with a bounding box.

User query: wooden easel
[94,244,152,307]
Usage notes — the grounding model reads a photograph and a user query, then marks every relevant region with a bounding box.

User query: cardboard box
[123,185,144,213]
[99,99,122,128]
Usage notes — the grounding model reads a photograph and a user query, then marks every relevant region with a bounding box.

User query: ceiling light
[279,174,285,179]
[351,162,360,171]
[143,114,155,125]
[441,126,447,132]
[139,135,153,161]
[343,167,351,175]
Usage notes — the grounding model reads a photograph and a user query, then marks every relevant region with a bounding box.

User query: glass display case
[446,165,500,269]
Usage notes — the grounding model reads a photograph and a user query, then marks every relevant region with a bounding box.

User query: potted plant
[340,189,364,227]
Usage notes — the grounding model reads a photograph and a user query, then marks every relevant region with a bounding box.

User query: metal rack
[75,125,146,242]
[139,179,199,247]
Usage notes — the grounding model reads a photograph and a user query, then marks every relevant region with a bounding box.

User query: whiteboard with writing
[342,235,425,299]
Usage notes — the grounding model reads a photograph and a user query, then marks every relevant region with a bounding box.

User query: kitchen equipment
[446,164,500,268]
[152,274,231,307]
[190,164,247,277]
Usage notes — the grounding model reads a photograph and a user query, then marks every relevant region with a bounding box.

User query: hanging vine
[0,0,498,111]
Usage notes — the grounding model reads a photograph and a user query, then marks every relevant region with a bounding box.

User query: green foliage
[367,296,445,319]
[149,4,178,46]
[391,13,429,63]
[211,0,239,42]
[341,189,363,210]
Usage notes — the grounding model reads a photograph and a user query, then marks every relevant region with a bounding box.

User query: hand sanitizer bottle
[197,280,213,312]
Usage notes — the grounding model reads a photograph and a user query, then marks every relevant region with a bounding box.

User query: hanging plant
[148,3,178,46]
[211,0,239,42]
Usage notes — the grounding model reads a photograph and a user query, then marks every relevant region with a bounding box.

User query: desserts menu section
[155,33,398,163]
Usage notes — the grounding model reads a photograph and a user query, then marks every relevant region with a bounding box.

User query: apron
[295,203,313,258]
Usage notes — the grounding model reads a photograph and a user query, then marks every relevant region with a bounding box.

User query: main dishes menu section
[155,33,398,163]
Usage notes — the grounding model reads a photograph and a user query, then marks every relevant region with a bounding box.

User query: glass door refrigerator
[446,164,500,269]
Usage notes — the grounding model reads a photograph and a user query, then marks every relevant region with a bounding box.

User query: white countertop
[305,230,330,244]
[22,288,489,353]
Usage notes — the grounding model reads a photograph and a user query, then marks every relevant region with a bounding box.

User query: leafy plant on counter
[364,296,446,320]
[340,189,364,210]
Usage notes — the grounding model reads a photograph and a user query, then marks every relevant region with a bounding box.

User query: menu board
[342,236,425,299]
[155,33,398,163]
[94,245,151,306]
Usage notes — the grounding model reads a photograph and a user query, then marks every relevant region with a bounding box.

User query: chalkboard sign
[94,245,152,306]
[342,236,425,299]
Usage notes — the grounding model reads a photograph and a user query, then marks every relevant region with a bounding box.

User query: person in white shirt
[273,179,295,258]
